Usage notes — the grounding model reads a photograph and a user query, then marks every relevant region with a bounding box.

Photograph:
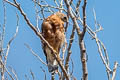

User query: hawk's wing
[41,20,58,73]
[41,13,65,73]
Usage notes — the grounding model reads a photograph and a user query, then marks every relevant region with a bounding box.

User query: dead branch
[65,25,75,72]
[33,1,40,32]
[30,69,35,80]
[77,8,111,75]
[8,66,18,80]
[4,25,18,67]
[1,1,6,79]
[64,0,88,80]
[86,22,111,69]
[24,43,47,66]
[75,4,114,79]
[75,0,81,14]
[80,0,88,80]
[54,0,59,7]
[81,0,87,40]
[59,0,64,12]
[33,0,66,12]
[0,60,15,80]
[58,70,62,80]
[40,66,47,80]
[25,74,29,80]
[61,38,67,61]
[0,1,19,80]
[111,62,118,80]
[93,9,108,66]
[86,24,112,77]
[1,0,6,46]
[2,26,18,80]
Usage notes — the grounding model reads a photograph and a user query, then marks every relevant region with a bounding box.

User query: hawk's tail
[44,46,59,74]
[48,64,58,74]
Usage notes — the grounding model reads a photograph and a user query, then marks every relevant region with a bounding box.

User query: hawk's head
[55,12,67,22]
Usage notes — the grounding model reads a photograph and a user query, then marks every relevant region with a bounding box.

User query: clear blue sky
[0,0,120,80]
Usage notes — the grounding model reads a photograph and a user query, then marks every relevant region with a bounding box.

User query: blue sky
[0,0,120,80]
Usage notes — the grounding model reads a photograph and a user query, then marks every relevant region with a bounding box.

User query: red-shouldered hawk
[41,12,67,73]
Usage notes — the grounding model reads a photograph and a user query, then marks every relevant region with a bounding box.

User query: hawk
[41,12,67,73]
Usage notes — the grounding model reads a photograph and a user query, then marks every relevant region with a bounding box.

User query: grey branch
[30,69,35,80]
[111,62,118,80]
[8,66,18,80]
[0,60,15,80]
[24,43,47,66]
[40,66,47,80]
[65,25,75,72]
[4,26,19,66]
[64,0,88,80]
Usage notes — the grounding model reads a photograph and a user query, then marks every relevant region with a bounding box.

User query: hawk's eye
[63,16,67,20]
[62,16,67,22]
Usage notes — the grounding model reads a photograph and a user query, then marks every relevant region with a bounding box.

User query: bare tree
[0,0,119,80]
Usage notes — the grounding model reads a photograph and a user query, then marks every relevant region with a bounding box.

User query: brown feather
[41,12,67,73]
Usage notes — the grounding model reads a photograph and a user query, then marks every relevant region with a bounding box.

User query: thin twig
[30,69,35,80]
[75,0,81,14]
[111,62,118,80]
[69,0,73,5]
[43,0,54,13]
[1,1,6,80]
[62,38,67,61]
[77,7,112,80]
[65,25,75,72]
[40,66,47,80]
[93,8,97,30]
[25,74,29,80]
[1,0,6,49]
[3,24,18,80]
[100,41,109,66]
[33,0,66,12]
[4,25,19,66]
[81,0,87,40]
[54,0,59,7]
[59,0,64,12]
[95,34,111,72]
[0,60,15,80]
[70,58,74,77]
[8,66,18,80]
[93,8,103,33]
[58,70,62,80]
[4,0,17,7]
[24,43,47,66]
[33,1,40,32]
[64,0,88,80]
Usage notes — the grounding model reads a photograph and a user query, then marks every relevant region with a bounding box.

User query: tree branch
[30,69,35,80]
[65,25,75,72]
[64,0,88,80]
[0,60,15,80]
[111,62,118,80]
[24,43,47,66]
[8,66,18,80]
[81,0,87,40]
[40,66,47,80]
